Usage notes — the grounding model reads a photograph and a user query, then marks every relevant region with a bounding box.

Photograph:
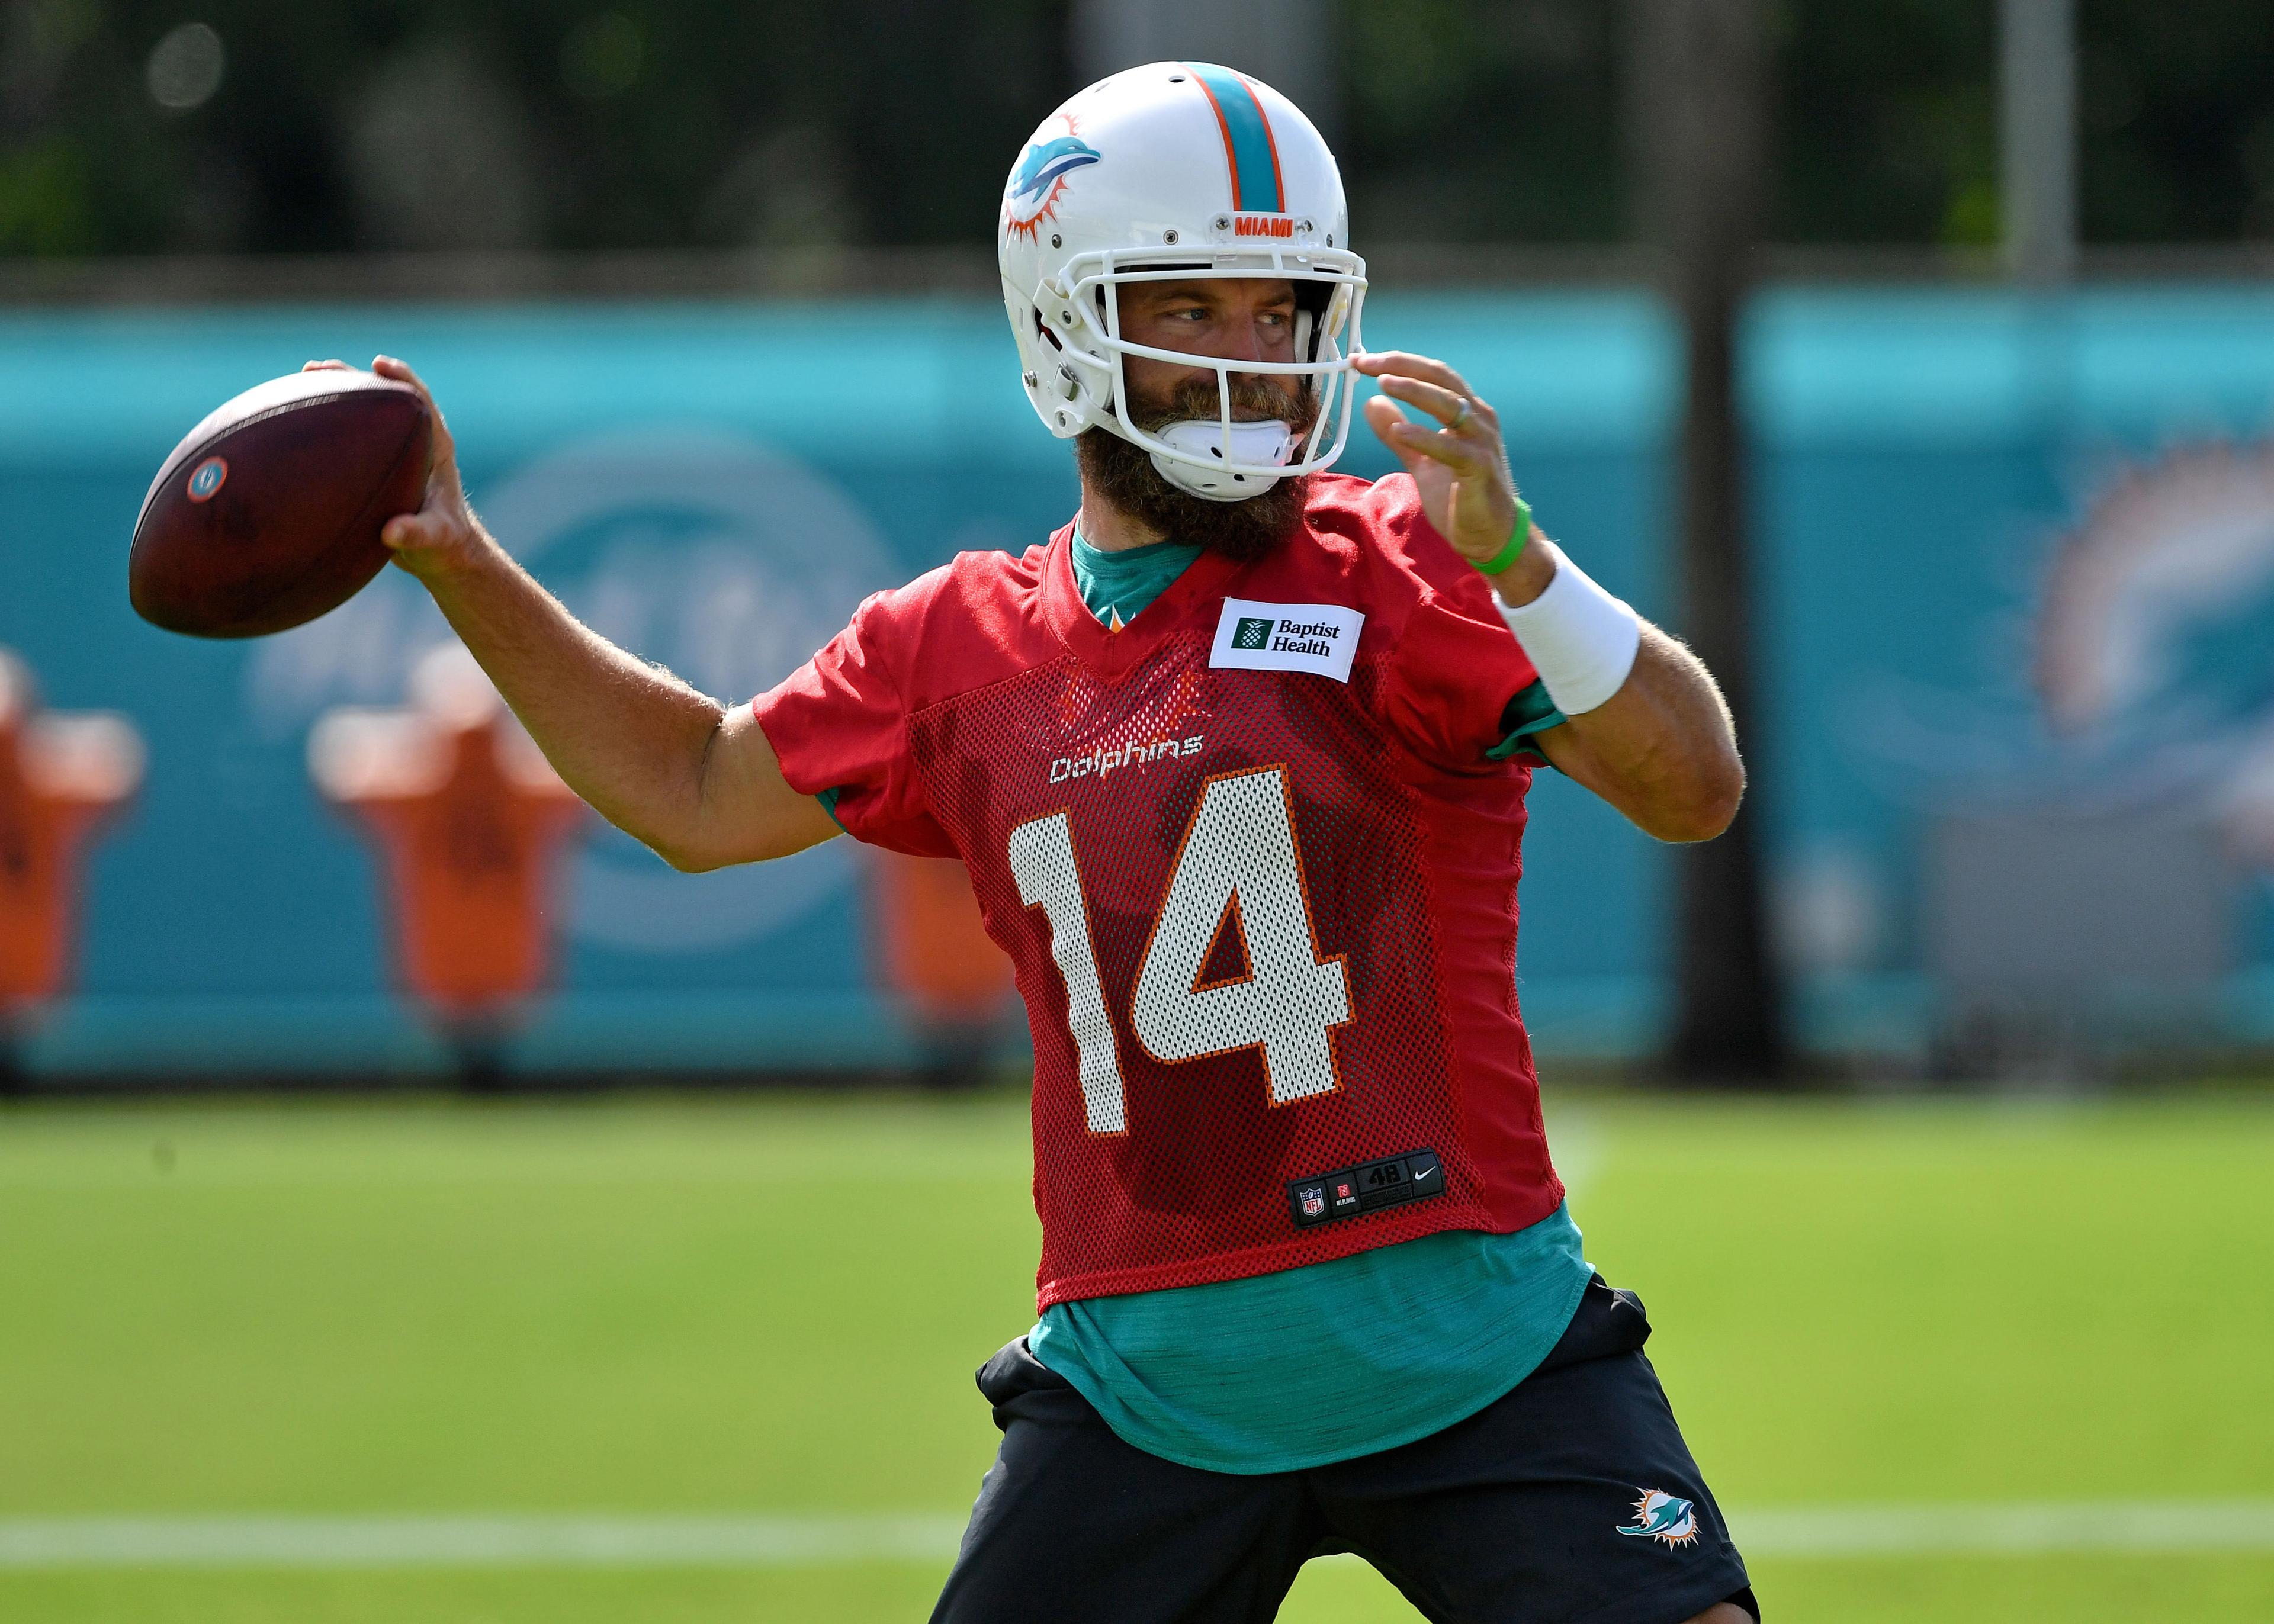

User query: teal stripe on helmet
[1184,63,1284,214]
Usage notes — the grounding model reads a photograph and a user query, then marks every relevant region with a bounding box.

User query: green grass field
[2,1088,2270,1622]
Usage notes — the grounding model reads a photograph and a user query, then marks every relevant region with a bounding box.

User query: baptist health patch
[1209,598,1364,683]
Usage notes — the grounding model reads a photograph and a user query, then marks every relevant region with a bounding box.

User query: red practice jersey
[756,473,1566,1309]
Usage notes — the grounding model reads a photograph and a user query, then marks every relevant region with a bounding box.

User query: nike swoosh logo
[1413,1166,1435,1180]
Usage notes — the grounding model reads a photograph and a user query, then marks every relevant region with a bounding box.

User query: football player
[315,60,1758,1624]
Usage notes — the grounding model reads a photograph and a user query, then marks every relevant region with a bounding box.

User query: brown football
[130,369,432,638]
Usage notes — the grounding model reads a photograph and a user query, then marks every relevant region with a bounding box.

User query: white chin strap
[1147,419,1299,503]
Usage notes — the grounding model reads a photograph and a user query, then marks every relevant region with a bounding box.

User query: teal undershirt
[1032,1207,1592,1474]
[826,532,1593,1473]
[1070,531,1203,630]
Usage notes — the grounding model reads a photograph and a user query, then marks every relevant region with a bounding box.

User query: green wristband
[1471,497,1533,577]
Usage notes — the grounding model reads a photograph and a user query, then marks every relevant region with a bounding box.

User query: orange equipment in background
[309,647,584,1037]
[866,847,1016,1082]
[0,649,143,1025]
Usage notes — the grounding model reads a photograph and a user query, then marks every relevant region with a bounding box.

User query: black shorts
[930,1276,1756,1624]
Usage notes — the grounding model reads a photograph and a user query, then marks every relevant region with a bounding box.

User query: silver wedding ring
[1448,397,1472,432]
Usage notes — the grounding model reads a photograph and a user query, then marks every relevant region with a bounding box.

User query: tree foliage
[2,0,2270,257]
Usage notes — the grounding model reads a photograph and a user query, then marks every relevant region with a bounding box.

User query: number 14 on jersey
[1007,767,1353,1134]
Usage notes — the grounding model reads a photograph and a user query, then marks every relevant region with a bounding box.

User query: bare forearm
[417,528,728,861]
[310,354,836,869]
[1532,623,1744,842]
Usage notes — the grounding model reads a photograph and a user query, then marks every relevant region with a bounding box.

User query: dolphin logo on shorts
[1616,1490,1700,1548]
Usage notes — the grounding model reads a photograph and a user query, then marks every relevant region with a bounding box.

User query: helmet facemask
[1051,250,1365,504]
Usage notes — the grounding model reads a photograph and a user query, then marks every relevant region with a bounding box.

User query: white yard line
[1,1503,2269,1569]
[1735,1500,2274,1557]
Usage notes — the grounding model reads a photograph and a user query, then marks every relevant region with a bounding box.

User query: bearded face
[1076,371,1319,564]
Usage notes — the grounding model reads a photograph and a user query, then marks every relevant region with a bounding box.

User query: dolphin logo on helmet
[1003,120,1103,242]
[996,62,1368,503]
[1008,134,1103,205]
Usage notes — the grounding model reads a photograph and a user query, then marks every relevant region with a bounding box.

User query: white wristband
[1494,555,1641,716]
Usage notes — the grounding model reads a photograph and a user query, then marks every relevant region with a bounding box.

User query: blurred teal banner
[5,287,2274,1073]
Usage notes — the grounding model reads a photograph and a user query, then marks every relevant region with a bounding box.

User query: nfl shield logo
[1299,1185,1326,1218]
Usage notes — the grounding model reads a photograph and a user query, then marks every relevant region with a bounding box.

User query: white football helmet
[998,62,1367,502]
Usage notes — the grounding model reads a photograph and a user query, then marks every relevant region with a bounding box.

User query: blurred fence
[4,283,2274,1078]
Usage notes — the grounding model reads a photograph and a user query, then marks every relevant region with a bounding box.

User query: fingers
[380,509,442,552]
[303,356,451,454]
[369,353,426,394]
[381,466,470,540]
[1398,424,1493,472]
[1365,395,1492,474]
[366,354,458,467]
[1375,372,1491,433]
[1358,350,1500,461]
[1355,349,1477,400]
[356,355,463,541]
[370,355,444,426]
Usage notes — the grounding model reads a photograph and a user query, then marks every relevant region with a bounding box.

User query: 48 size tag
[1287,1149,1444,1228]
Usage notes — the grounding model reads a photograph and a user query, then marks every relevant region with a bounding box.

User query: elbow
[655,840,728,874]
[1645,754,1746,844]
[648,822,814,873]
[636,816,738,874]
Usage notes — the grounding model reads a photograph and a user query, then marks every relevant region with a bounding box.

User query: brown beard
[1075,375,1317,564]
